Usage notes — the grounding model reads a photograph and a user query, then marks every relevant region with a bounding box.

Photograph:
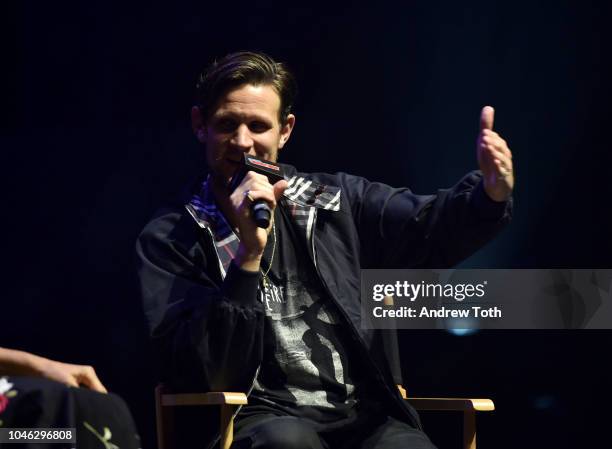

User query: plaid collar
[283,175,341,210]
[184,177,239,277]
[185,173,341,277]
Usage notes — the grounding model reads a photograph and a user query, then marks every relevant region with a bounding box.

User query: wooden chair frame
[155,384,493,449]
[155,385,247,449]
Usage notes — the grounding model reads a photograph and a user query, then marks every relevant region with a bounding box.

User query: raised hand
[477,106,514,201]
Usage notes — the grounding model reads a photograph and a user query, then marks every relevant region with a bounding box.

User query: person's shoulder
[137,205,195,250]
[138,176,206,245]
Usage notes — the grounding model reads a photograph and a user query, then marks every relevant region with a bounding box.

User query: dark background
[3,1,611,448]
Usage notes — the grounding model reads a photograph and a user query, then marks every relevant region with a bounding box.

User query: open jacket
[136,164,512,432]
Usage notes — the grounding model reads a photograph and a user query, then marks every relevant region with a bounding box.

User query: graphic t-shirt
[241,204,365,428]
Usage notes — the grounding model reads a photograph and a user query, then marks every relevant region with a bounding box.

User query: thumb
[273,179,288,201]
[480,106,495,131]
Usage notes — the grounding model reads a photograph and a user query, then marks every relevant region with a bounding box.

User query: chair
[381,295,495,449]
[155,385,495,449]
[401,387,494,449]
[155,299,494,449]
[155,384,247,449]
[155,384,493,449]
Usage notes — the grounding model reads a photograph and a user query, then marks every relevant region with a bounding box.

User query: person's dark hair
[196,51,297,125]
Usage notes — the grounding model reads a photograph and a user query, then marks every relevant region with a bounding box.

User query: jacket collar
[283,175,341,210]
[185,164,341,231]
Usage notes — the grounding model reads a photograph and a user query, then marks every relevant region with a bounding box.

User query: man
[137,51,513,449]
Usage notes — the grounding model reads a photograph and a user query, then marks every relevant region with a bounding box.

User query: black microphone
[228,154,285,228]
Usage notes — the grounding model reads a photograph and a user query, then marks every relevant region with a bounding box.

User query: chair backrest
[382,295,404,387]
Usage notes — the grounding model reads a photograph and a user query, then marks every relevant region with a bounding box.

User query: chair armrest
[406,398,494,412]
[155,386,248,449]
[156,385,248,407]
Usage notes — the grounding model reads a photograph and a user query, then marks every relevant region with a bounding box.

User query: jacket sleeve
[135,207,265,392]
[341,170,513,268]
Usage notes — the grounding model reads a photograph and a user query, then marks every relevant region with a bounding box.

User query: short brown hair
[195,51,297,125]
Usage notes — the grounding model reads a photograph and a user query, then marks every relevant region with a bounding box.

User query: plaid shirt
[184,173,342,279]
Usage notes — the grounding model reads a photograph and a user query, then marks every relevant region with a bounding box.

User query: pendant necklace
[261,220,276,290]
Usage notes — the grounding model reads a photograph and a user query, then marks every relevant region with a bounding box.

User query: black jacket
[136,165,512,432]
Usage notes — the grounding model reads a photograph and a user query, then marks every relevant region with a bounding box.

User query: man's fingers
[480,135,512,160]
[243,171,272,186]
[489,151,513,172]
[248,180,274,194]
[242,189,277,208]
[273,179,288,201]
[480,106,495,131]
[241,172,274,194]
[241,179,287,205]
[475,106,514,201]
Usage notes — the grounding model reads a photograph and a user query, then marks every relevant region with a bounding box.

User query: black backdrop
[3,1,611,448]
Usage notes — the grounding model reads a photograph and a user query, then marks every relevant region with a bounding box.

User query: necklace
[261,220,276,290]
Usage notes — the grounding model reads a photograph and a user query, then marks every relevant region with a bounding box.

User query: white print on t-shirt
[259,283,286,312]
[255,276,356,409]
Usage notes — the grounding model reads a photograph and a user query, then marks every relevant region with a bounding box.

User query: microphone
[228,154,285,228]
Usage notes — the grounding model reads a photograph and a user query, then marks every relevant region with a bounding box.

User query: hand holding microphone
[229,154,286,228]
[228,154,287,272]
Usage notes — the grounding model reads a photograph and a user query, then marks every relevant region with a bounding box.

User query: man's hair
[195,51,297,125]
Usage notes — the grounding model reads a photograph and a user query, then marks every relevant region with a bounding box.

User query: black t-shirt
[238,203,373,429]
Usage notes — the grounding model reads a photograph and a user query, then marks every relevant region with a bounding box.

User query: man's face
[192,83,295,187]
